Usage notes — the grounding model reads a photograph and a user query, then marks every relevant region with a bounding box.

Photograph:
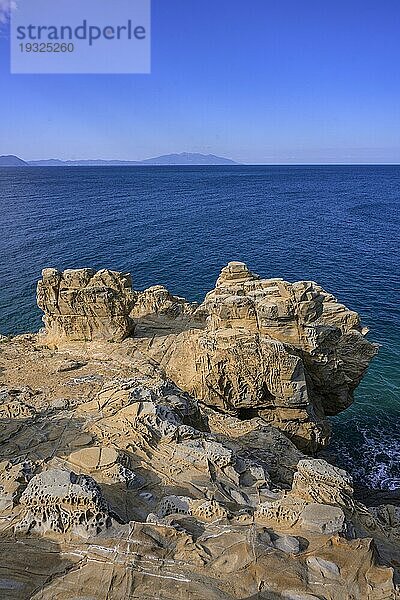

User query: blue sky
[1,0,400,163]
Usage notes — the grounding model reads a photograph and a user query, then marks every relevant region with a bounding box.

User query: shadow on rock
[0,412,94,464]
[0,532,75,599]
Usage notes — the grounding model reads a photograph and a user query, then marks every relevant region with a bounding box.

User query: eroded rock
[0,263,394,599]
[161,261,377,451]
[16,468,112,537]
[131,284,199,320]
[0,460,33,511]
[37,268,136,343]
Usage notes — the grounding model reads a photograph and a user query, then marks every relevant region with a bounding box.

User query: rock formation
[16,469,112,537]
[37,268,136,343]
[131,284,199,320]
[0,262,395,599]
[157,261,377,451]
[37,262,376,453]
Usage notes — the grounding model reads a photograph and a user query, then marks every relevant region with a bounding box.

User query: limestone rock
[87,380,271,511]
[161,261,377,451]
[57,359,87,372]
[64,446,138,487]
[37,268,136,343]
[299,503,346,534]
[0,265,394,599]
[306,555,340,578]
[162,327,329,451]
[203,407,304,486]
[292,459,354,508]
[254,457,352,536]
[0,386,36,419]
[36,261,376,452]
[272,534,301,554]
[155,495,229,522]
[131,284,199,320]
[16,468,112,537]
[366,503,400,545]
[0,460,33,511]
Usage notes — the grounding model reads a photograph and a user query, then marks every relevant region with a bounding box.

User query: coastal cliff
[0,262,398,599]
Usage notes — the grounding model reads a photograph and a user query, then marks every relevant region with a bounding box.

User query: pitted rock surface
[161,261,377,451]
[16,468,112,537]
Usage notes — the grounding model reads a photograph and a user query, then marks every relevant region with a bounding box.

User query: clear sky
[1,0,400,163]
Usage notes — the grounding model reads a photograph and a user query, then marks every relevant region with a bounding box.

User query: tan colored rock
[203,406,304,487]
[161,261,377,451]
[254,457,354,536]
[86,379,271,511]
[0,460,33,511]
[16,468,112,537]
[292,459,354,508]
[36,262,376,451]
[299,503,346,534]
[67,446,119,472]
[154,495,229,522]
[0,386,36,419]
[37,268,136,343]
[130,284,198,320]
[0,267,395,599]
[63,446,138,490]
[162,327,329,451]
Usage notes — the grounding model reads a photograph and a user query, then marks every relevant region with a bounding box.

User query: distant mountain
[28,159,131,166]
[28,159,67,166]
[0,155,29,166]
[28,153,239,166]
[139,153,238,165]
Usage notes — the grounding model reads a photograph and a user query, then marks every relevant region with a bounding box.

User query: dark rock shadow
[132,315,204,340]
[0,411,95,464]
[354,485,400,507]
[0,532,75,599]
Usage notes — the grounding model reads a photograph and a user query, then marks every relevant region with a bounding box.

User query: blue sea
[0,165,399,492]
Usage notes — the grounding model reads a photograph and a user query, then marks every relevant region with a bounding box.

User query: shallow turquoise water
[0,165,399,490]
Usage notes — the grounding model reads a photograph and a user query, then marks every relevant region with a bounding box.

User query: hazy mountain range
[0,155,30,166]
[0,153,239,166]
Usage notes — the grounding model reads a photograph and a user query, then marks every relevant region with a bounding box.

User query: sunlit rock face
[162,261,377,452]
[0,372,397,599]
[16,469,112,538]
[37,268,136,343]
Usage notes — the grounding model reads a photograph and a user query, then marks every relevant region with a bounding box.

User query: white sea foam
[332,416,400,491]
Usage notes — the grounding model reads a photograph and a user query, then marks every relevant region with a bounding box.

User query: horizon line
[5,162,400,166]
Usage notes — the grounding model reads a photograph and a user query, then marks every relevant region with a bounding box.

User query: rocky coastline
[0,262,398,599]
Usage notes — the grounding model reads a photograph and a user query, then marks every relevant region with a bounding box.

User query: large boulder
[37,268,136,343]
[161,261,377,451]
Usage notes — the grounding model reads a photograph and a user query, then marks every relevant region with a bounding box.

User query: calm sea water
[0,165,399,491]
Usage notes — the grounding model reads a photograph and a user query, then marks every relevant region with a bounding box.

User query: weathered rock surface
[0,263,396,599]
[37,268,136,343]
[161,262,377,451]
[16,468,112,537]
[131,284,199,320]
[36,262,376,453]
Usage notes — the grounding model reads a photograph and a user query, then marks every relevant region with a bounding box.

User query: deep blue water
[0,165,399,490]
